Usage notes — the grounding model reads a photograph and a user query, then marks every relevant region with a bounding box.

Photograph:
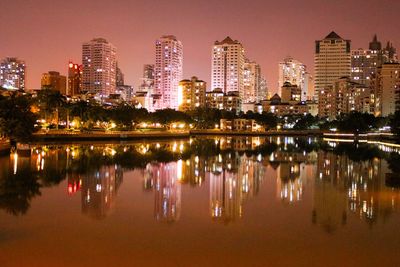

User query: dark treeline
[1,91,400,142]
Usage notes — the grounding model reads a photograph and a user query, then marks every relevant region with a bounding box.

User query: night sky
[1,0,399,93]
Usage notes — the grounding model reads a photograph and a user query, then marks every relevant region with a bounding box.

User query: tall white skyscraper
[314,31,351,100]
[278,56,306,99]
[211,37,245,97]
[0,57,26,90]
[82,38,117,96]
[154,35,183,109]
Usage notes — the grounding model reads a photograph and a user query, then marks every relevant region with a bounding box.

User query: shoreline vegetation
[0,130,397,154]
[1,93,399,151]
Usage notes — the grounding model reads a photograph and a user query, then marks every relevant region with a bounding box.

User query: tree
[336,112,376,134]
[36,88,66,129]
[294,114,318,130]
[0,94,38,141]
[389,111,400,138]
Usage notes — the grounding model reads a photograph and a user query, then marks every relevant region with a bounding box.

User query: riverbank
[0,139,11,155]
[27,129,399,145]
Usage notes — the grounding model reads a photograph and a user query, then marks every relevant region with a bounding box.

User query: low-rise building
[178,76,206,112]
[220,119,263,131]
[205,88,241,112]
[261,94,308,116]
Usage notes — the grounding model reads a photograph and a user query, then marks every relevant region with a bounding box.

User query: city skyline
[1,0,399,93]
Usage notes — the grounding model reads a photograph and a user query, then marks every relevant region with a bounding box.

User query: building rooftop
[215,36,241,45]
[325,31,342,39]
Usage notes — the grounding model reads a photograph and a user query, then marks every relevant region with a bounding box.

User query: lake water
[1,136,400,267]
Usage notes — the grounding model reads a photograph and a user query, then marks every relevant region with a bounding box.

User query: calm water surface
[1,136,400,267]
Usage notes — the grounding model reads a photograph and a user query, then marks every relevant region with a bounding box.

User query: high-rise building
[211,37,245,97]
[116,62,124,86]
[41,71,67,94]
[318,77,372,119]
[67,62,82,96]
[303,72,315,100]
[178,76,206,112]
[351,35,397,87]
[259,76,268,101]
[82,38,117,96]
[0,57,26,90]
[374,63,400,116]
[138,64,155,92]
[278,56,306,99]
[154,35,183,109]
[351,35,388,87]
[243,59,261,103]
[315,32,351,100]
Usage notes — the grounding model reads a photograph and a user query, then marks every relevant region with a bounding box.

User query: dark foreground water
[1,136,400,267]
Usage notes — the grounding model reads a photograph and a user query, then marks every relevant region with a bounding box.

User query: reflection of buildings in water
[81,165,123,220]
[179,155,206,186]
[273,150,316,204]
[146,162,181,222]
[345,157,400,225]
[209,170,242,223]
[313,152,348,233]
[209,154,264,223]
[219,136,265,151]
[313,151,400,231]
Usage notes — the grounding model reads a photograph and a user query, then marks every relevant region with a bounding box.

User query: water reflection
[0,137,400,230]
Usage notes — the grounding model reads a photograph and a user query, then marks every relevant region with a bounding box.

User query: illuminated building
[281,82,301,102]
[351,35,398,87]
[205,89,241,112]
[261,94,308,116]
[67,62,82,96]
[278,56,306,100]
[243,59,262,103]
[318,77,372,119]
[314,32,351,101]
[211,37,245,97]
[41,71,67,94]
[178,76,206,112]
[82,38,117,97]
[115,62,124,86]
[154,35,183,109]
[304,72,314,101]
[373,63,400,116]
[138,64,155,92]
[0,57,25,90]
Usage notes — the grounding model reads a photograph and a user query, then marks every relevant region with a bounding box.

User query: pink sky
[1,0,399,93]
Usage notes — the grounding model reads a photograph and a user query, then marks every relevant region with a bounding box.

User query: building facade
[278,56,306,99]
[67,62,82,96]
[318,77,372,119]
[315,32,351,101]
[82,38,117,96]
[374,63,400,116]
[281,82,301,102]
[0,57,26,90]
[178,76,206,112]
[138,64,155,92]
[41,71,67,94]
[154,35,183,110]
[243,59,261,103]
[205,88,241,112]
[211,37,245,97]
